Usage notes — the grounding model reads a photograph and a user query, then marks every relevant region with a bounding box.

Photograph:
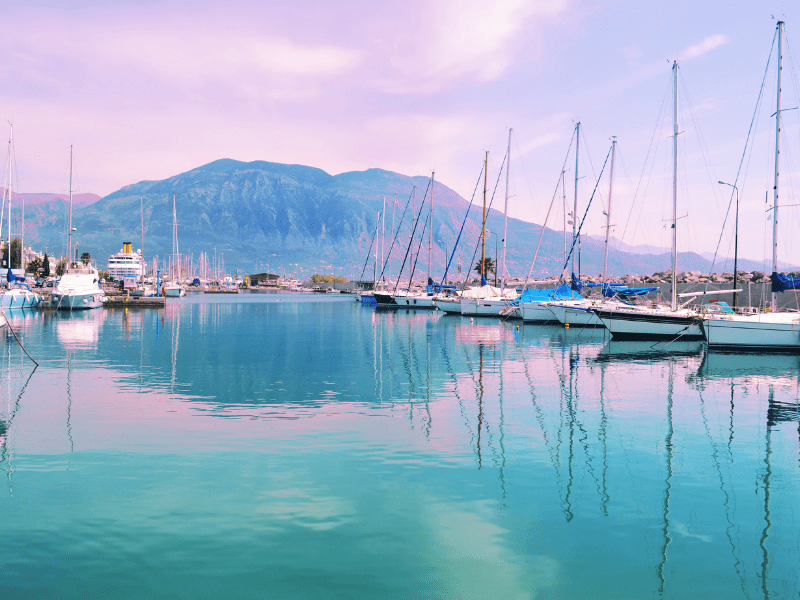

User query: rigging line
[407,196,431,286]
[706,27,777,284]
[358,211,380,280]
[612,78,672,276]
[557,145,614,285]
[441,162,484,284]
[392,179,431,293]
[578,123,605,213]
[461,153,508,288]
[377,187,414,284]
[520,128,577,287]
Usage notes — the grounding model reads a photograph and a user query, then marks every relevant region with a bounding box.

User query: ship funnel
[123,242,132,254]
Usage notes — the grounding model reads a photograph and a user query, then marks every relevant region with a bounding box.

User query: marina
[1,293,799,598]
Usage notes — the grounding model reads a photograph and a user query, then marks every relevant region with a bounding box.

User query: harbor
[2,294,799,599]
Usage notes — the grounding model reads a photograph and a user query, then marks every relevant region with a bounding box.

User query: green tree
[473,257,496,276]
[1,237,22,269]
[43,253,51,278]
[26,256,43,275]
[80,251,91,265]
[55,258,67,277]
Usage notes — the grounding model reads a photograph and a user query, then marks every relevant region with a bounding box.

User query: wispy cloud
[679,34,729,61]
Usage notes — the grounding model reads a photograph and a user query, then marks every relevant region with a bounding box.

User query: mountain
[20,159,793,278]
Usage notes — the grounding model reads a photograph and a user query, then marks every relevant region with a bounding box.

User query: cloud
[679,34,729,61]
[373,0,568,94]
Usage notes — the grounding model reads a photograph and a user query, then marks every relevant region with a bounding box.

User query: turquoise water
[1,293,799,599]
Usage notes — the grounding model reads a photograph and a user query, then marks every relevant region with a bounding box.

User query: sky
[2,0,800,265]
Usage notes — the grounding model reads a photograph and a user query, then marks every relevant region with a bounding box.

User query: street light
[718,180,739,309]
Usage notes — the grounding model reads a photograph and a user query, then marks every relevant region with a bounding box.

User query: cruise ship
[107,242,146,280]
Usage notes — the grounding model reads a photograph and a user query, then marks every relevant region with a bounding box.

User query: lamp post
[718,181,739,308]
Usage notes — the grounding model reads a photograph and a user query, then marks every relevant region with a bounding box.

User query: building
[107,242,146,280]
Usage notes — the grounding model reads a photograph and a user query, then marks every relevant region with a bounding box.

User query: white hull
[702,312,800,351]
[519,301,559,323]
[165,286,186,298]
[0,289,42,309]
[593,306,703,340]
[460,298,508,316]
[436,298,462,313]
[394,294,436,309]
[547,300,604,327]
[51,291,104,310]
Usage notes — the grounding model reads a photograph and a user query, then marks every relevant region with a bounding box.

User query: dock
[103,296,166,308]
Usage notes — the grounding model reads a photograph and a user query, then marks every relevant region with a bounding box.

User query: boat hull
[50,292,104,310]
[593,307,703,340]
[702,313,800,351]
[460,298,507,316]
[519,301,558,323]
[394,295,436,309]
[436,298,462,313]
[547,302,604,327]
[1,290,42,309]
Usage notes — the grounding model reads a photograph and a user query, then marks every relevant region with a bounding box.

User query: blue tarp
[509,284,572,306]
[603,284,659,298]
[772,272,800,293]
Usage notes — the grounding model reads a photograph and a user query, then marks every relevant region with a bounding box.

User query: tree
[43,253,51,278]
[26,256,43,275]
[80,252,91,265]
[473,257,496,276]
[55,258,67,277]
[1,237,22,269]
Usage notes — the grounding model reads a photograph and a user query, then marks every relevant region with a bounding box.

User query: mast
[572,122,580,280]
[141,195,145,276]
[772,21,784,311]
[482,151,488,283]
[603,137,617,282]
[68,145,73,265]
[381,195,386,279]
[671,61,679,311]
[502,128,512,293]
[5,124,12,271]
[172,193,178,281]
[429,171,434,280]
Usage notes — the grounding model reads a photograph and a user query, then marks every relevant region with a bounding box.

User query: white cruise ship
[107,242,146,280]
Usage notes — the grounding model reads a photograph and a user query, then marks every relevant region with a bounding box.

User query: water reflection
[1,295,799,598]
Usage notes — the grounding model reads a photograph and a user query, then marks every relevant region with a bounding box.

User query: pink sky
[2,1,800,260]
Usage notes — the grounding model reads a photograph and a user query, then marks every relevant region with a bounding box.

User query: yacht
[50,262,105,310]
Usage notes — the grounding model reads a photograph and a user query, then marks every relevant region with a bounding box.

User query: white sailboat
[461,141,518,317]
[165,193,186,298]
[51,146,105,310]
[394,174,437,309]
[0,124,42,309]
[591,61,702,340]
[702,21,800,350]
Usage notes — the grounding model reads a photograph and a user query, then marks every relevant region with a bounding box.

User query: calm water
[1,293,799,599]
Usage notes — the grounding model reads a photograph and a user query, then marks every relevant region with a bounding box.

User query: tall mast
[572,122,580,280]
[68,145,73,265]
[381,195,386,278]
[482,151,488,282]
[671,61,679,311]
[172,193,178,281]
[502,128,512,293]
[429,171,434,280]
[141,195,145,276]
[562,169,567,263]
[772,21,784,311]
[5,124,12,270]
[603,137,617,282]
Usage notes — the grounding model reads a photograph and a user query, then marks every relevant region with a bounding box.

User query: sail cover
[772,272,800,293]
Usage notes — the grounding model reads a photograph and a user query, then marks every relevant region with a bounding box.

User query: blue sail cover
[772,272,800,293]
[603,284,659,298]
[7,268,25,283]
[570,273,583,292]
[509,284,572,306]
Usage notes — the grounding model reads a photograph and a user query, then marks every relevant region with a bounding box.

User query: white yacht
[50,262,105,310]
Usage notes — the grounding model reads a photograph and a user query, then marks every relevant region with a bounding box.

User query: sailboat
[702,21,800,350]
[164,194,186,298]
[50,146,105,310]
[0,124,42,309]
[394,174,437,309]
[591,61,703,340]
[460,140,519,317]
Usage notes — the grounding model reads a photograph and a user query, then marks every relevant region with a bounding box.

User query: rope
[2,310,38,366]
